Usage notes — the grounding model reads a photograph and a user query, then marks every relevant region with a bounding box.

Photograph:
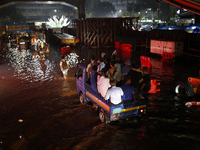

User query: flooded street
[0,44,200,150]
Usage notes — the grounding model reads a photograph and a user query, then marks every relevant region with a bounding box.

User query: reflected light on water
[5,48,79,82]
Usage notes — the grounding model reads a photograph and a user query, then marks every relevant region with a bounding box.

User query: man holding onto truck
[105,80,124,105]
[127,62,143,93]
[137,67,151,99]
[121,76,137,103]
[86,55,97,79]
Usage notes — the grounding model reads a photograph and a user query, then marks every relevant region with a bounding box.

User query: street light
[156,0,161,28]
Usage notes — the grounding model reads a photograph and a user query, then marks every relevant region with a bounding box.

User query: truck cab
[75,65,148,123]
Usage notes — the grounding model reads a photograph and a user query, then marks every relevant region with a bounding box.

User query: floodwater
[0,44,200,150]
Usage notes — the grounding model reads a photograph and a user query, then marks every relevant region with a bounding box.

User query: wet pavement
[0,44,200,150]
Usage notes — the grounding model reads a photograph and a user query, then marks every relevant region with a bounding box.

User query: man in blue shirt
[121,76,137,103]
[121,59,132,80]
[90,65,98,92]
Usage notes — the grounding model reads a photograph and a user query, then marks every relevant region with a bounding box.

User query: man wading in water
[60,56,69,80]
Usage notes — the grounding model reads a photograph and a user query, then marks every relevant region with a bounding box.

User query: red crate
[140,56,152,68]
[120,43,132,52]
[115,41,120,49]
[121,51,132,62]
[61,46,70,56]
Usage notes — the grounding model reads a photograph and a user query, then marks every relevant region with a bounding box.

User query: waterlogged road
[0,45,200,150]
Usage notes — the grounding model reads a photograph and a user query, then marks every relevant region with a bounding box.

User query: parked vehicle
[175,76,200,97]
[75,65,148,123]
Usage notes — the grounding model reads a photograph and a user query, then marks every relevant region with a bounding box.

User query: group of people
[86,52,151,105]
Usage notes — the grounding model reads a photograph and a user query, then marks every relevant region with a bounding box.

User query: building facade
[15,3,76,22]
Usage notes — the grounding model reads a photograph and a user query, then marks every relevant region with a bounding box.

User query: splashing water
[5,48,55,82]
[65,53,79,68]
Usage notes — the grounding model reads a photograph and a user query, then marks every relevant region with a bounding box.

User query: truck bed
[85,83,148,120]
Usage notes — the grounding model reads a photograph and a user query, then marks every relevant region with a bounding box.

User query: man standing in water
[60,56,69,79]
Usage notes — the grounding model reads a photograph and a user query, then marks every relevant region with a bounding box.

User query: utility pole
[156,0,161,28]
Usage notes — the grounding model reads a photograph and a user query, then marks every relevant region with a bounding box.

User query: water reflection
[1,45,200,150]
[4,48,79,82]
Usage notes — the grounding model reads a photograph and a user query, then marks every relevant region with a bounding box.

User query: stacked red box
[61,46,70,56]
[115,41,120,49]
[121,51,132,62]
[114,41,133,61]
[120,43,132,52]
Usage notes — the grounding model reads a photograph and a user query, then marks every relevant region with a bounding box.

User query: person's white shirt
[105,86,124,105]
[97,76,111,98]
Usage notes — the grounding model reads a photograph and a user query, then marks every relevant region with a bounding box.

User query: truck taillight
[140,109,146,114]
[113,114,118,118]
[111,114,119,121]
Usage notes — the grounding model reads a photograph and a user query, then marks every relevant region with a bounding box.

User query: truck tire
[175,81,194,97]
[79,93,85,104]
[92,103,98,111]
[99,109,105,123]
[99,109,110,124]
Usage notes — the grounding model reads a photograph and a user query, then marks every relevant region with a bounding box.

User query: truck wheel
[79,93,85,104]
[99,109,110,124]
[99,109,106,123]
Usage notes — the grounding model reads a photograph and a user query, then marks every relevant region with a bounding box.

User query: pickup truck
[75,65,148,123]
